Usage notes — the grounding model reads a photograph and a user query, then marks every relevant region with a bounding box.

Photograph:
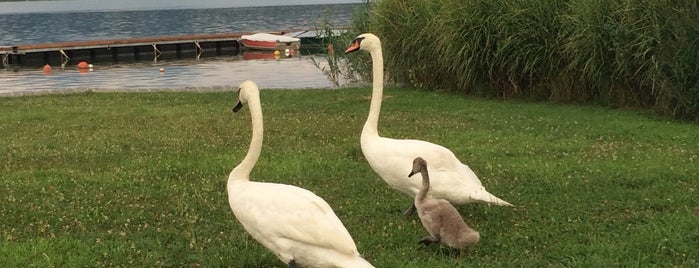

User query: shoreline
[0,86,235,97]
[0,84,364,97]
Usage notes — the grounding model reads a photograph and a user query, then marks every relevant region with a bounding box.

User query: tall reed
[358,0,699,120]
[561,0,699,111]
[311,1,374,86]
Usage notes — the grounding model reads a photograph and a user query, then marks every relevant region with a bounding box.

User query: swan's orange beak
[345,40,361,54]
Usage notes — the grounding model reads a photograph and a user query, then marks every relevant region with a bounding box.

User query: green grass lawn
[1,87,697,267]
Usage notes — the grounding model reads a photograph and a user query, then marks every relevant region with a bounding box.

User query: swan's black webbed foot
[288,259,297,268]
[403,204,416,216]
[418,235,440,246]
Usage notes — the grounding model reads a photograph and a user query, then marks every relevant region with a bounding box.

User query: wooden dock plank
[0,29,320,67]
[0,31,288,54]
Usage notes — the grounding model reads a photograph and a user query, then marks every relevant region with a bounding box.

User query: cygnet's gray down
[409,157,480,250]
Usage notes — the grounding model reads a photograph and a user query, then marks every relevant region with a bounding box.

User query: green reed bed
[1,88,697,267]
[364,0,699,120]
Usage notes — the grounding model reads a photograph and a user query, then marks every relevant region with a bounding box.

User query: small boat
[240,33,301,51]
[285,29,347,51]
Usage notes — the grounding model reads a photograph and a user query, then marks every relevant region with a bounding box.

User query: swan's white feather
[350,33,512,207]
[363,136,505,204]
[228,181,358,257]
[227,80,373,267]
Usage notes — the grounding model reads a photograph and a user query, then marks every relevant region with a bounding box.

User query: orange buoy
[77,61,89,69]
[159,67,165,72]
[43,64,52,74]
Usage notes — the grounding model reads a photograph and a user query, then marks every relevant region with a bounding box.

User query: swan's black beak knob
[232,101,243,113]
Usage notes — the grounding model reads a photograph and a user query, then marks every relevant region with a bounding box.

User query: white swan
[410,157,480,249]
[345,33,513,214]
[227,80,374,268]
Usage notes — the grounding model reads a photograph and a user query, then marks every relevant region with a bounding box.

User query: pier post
[195,41,203,59]
[59,50,70,62]
[152,43,161,63]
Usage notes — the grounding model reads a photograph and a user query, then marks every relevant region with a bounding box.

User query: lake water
[0,55,343,96]
[0,1,363,95]
[0,0,363,15]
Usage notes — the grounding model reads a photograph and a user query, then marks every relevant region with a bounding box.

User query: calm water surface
[0,0,363,15]
[0,3,359,44]
[1,55,339,96]
[0,2,362,94]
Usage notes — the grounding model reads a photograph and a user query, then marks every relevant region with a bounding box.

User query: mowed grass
[0,87,697,267]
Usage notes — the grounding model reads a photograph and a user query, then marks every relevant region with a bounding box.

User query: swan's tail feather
[471,190,513,207]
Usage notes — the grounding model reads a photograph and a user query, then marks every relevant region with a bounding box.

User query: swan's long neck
[362,46,384,138]
[416,168,430,203]
[229,96,263,181]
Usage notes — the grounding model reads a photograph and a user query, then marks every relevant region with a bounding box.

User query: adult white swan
[227,80,374,268]
[345,33,513,215]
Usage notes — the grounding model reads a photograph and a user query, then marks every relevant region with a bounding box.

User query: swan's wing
[361,136,514,205]
[229,181,358,255]
[426,165,484,193]
[364,137,476,184]
[365,136,466,172]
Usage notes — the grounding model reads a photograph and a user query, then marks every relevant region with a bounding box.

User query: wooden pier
[0,31,299,68]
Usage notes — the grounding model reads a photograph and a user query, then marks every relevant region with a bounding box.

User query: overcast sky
[0,0,364,14]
